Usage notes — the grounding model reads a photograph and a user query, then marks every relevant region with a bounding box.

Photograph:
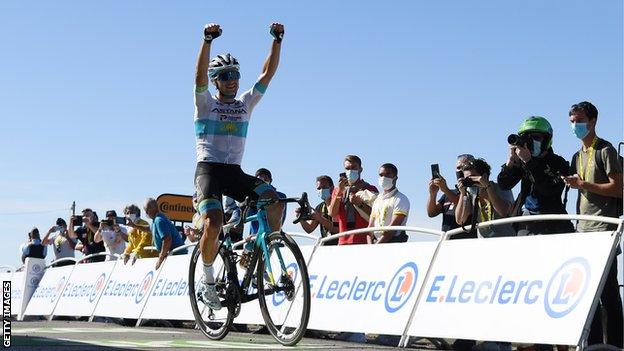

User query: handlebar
[239,193,313,225]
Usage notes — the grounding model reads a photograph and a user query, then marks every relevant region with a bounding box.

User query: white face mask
[378,176,395,191]
[346,169,360,184]
[128,214,139,223]
[467,186,479,197]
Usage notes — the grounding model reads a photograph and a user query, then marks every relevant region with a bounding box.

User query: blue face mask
[531,140,542,157]
[346,169,359,184]
[318,188,331,201]
[571,122,589,139]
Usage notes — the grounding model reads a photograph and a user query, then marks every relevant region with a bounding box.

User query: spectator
[427,154,475,232]
[455,158,515,238]
[20,227,47,263]
[328,154,378,245]
[122,204,157,265]
[144,197,187,270]
[94,210,128,260]
[247,168,287,236]
[296,175,339,245]
[563,101,623,348]
[222,196,244,243]
[41,218,76,266]
[498,116,574,235]
[367,163,410,244]
[69,208,106,262]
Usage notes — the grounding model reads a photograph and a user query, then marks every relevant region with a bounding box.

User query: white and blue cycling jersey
[194,82,266,165]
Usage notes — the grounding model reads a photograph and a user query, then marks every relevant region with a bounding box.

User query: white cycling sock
[203,263,215,284]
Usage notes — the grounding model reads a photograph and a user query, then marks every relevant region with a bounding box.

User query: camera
[115,216,127,225]
[72,215,83,226]
[507,133,529,147]
[459,176,476,187]
[101,219,113,226]
[339,172,346,179]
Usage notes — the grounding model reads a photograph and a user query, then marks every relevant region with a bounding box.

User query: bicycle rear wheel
[257,232,311,346]
[188,244,236,340]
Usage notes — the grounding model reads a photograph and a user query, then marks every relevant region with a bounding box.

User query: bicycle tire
[257,231,311,346]
[188,244,236,340]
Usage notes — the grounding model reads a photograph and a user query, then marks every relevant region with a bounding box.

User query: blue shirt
[151,213,186,254]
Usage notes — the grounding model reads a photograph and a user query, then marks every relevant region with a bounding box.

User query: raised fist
[269,23,284,42]
[204,23,222,42]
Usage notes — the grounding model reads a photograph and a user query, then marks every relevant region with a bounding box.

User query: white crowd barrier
[8,215,623,350]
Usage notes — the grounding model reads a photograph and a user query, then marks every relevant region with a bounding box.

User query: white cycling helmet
[208,53,240,80]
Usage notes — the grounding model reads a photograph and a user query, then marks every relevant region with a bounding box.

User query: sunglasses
[216,70,241,82]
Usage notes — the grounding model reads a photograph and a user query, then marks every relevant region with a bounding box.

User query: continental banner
[156,194,194,222]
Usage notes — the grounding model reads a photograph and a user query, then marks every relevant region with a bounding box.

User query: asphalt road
[7,320,433,351]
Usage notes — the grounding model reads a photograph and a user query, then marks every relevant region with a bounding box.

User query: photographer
[427,154,474,232]
[68,208,106,262]
[455,158,515,238]
[497,116,574,235]
[41,218,76,266]
[328,155,379,246]
[94,210,127,260]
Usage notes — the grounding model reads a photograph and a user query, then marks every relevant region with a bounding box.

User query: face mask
[467,186,479,197]
[571,122,589,139]
[378,176,395,191]
[318,188,331,201]
[531,140,542,157]
[128,214,138,223]
[346,169,359,184]
[56,225,64,232]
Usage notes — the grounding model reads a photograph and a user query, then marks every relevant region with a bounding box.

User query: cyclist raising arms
[194,22,285,310]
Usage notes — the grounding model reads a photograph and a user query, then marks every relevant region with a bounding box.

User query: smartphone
[456,170,464,180]
[101,219,113,226]
[72,215,83,226]
[339,172,346,179]
[115,216,127,225]
[431,164,440,179]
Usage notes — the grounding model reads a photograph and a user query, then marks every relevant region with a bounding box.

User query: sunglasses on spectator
[526,133,546,141]
[216,70,240,82]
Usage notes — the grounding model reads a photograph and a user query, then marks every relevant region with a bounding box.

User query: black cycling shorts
[194,162,272,214]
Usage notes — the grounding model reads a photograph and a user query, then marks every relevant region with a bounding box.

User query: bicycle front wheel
[188,244,236,340]
[257,232,311,346]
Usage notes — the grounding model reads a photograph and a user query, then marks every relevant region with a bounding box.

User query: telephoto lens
[507,133,528,147]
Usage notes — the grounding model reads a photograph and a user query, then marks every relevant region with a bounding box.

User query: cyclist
[193,22,285,310]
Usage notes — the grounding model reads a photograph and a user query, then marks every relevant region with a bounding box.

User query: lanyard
[578,137,597,181]
[478,199,493,223]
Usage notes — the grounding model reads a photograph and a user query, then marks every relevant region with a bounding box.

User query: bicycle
[188,192,313,346]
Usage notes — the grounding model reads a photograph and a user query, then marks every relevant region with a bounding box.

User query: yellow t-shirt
[124,219,158,258]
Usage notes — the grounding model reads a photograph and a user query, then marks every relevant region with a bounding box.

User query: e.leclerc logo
[425,257,590,318]
[308,262,419,313]
[89,273,107,303]
[385,262,418,313]
[544,257,590,318]
[135,271,154,304]
[51,276,66,303]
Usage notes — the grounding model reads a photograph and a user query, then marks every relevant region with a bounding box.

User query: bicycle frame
[219,199,288,303]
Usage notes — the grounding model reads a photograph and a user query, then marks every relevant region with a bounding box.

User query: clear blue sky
[1,0,622,267]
